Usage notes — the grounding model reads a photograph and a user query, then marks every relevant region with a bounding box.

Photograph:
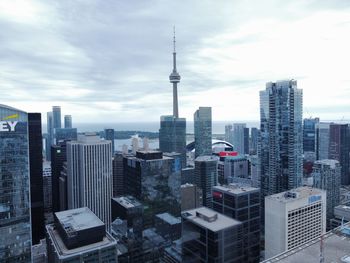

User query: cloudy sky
[1,0,350,123]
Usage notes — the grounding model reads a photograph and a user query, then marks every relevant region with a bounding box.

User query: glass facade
[159,115,186,167]
[303,118,319,153]
[259,80,303,198]
[0,105,32,262]
[194,107,212,158]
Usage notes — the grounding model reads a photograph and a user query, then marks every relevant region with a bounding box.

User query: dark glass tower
[52,106,61,129]
[0,104,32,262]
[303,117,319,153]
[105,128,115,153]
[51,142,67,212]
[28,113,45,244]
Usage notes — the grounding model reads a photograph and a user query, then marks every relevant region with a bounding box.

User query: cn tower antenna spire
[169,26,181,118]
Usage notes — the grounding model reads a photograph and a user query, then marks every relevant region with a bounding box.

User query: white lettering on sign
[0,121,18,132]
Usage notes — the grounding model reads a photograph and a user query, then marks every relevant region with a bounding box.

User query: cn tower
[169,27,181,118]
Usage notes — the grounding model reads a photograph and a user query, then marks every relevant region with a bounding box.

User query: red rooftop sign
[218,151,238,157]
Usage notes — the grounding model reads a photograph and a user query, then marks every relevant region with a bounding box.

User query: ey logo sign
[0,114,19,132]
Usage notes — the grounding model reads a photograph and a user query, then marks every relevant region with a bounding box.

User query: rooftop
[195,155,219,162]
[314,159,340,169]
[213,184,259,195]
[266,187,325,203]
[263,222,350,263]
[182,207,241,232]
[55,207,104,232]
[156,213,181,225]
[113,196,142,209]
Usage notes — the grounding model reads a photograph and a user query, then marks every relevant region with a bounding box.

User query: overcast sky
[1,0,350,123]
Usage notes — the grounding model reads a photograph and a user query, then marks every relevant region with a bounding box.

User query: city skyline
[1,1,350,123]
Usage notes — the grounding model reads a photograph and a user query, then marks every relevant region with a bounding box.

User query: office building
[181,183,203,211]
[43,161,52,213]
[113,152,125,197]
[67,133,113,230]
[28,112,45,244]
[182,207,244,262]
[51,142,67,212]
[155,213,181,241]
[0,104,32,262]
[249,155,260,187]
[181,167,195,185]
[46,111,53,161]
[54,128,77,143]
[265,187,326,259]
[194,107,212,158]
[329,123,350,185]
[159,115,186,166]
[194,155,218,208]
[59,163,68,211]
[303,117,319,153]
[52,106,61,129]
[212,184,260,263]
[262,222,350,263]
[225,124,234,145]
[315,122,331,160]
[313,159,341,227]
[259,80,303,198]
[46,207,118,262]
[250,127,259,155]
[330,205,350,228]
[64,115,72,128]
[124,150,181,228]
[105,128,115,153]
[217,154,249,185]
[233,123,249,155]
[111,196,143,239]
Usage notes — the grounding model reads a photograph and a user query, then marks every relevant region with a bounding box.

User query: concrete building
[233,123,249,155]
[182,207,244,262]
[312,159,341,228]
[46,207,118,262]
[259,80,303,198]
[330,205,350,228]
[67,133,113,230]
[0,104,32,262]
[181,183,203,211]
[194,155,218,208]
[265,187,326,259]
[212,184,260,263]
[262,222,350,263]
[217,154,249,185]
[194,107,212,158]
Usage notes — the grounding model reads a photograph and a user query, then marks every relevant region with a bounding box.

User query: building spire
[169,26,181,118]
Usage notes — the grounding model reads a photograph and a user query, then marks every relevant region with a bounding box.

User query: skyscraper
[64,114,72,128]
[225,124,233,145]
[46,111,53,161]
[303,117,319,153]
[233,123,249,154]
[194,107,212,158]
[105,128,115,153]
[28,113,45,244]
[259,80,303,198]
[312,159,341,228]
[0,104,32,262]
[67,134,113,230]
[250,127,259,155]
[194,155,218,208]
[329,123,350,185]
[315,122,331,160]
[52,106,61,129]
[159,31,186,166]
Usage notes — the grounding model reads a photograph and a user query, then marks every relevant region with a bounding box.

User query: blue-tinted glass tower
[194,107,212,158]
[303,117,319,153]
[0,104,32,262]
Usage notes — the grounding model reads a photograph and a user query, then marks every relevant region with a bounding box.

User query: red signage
[218,151,238,157]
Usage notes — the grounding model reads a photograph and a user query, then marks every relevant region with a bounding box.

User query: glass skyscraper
[159,115,186,166]
[303,117,319,153]
[52,106,61,129]
[0,104,32,262]
[259,80,303,198]
[194,107,212,158]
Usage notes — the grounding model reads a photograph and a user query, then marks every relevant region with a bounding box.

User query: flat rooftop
[195,155,218,162]
[182,207,241,232]
[55,207,104,232]
[213,184,259,195]
[156,213,181,225]
[46,225,116,258]
[263,223,350,263]
[266,186,325,203]
[314,159,340,169]
[113,196,142,209]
